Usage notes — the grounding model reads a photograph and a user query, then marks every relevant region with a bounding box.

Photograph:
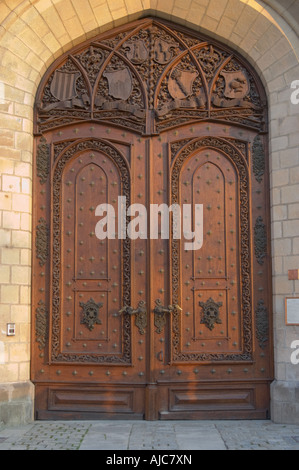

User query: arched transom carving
[35,18,267,135]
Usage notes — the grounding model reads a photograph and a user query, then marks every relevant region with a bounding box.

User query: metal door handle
[153,299,182,334]
[119,301,147,335]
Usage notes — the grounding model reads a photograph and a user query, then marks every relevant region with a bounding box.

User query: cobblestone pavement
[0,420,299,450]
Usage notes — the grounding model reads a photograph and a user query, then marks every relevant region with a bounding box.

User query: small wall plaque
[288,270,299,281]
[285,297,299,325]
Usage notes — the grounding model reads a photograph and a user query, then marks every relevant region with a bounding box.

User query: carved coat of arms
[168,68,198,100]
[221,70,250,99]
[50,70,80,102]
[103,67,133,101]
[124,40,148,64]
[213,69,253,109]
[154,39,176,64]
[41,70,89,111]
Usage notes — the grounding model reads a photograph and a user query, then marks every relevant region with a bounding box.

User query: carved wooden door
[32,18,273,420]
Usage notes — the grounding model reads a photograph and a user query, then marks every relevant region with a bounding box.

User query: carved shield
[221,70,250,99]
[168,69,198,100]
[124,40,148,64]
[50,70,80,101]
[154,39,176,64]
[103,68,133,101]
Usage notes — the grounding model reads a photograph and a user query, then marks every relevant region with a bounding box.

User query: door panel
[32,18,273,420]
[175,147,242,358]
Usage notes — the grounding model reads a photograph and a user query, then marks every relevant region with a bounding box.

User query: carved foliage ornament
[254,216,267,265]
[252,135,265,183]
[36,217,49,267]
[255,299,269,350]
[35,300,48,351]
[36,137,50,185]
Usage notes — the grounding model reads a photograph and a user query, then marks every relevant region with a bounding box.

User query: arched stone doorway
[31,17,273,420]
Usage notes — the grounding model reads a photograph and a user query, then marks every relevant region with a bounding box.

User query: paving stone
[1,420,299,450]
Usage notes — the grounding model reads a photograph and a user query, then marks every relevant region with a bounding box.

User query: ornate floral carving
[252,135,265,183]
[36,137,50,185]
[255,299,269,350]
[36,217,49,267]
[35,300,48,351]
[254,216,267,265]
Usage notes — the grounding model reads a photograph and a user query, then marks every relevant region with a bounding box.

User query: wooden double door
[32,19,273,420]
